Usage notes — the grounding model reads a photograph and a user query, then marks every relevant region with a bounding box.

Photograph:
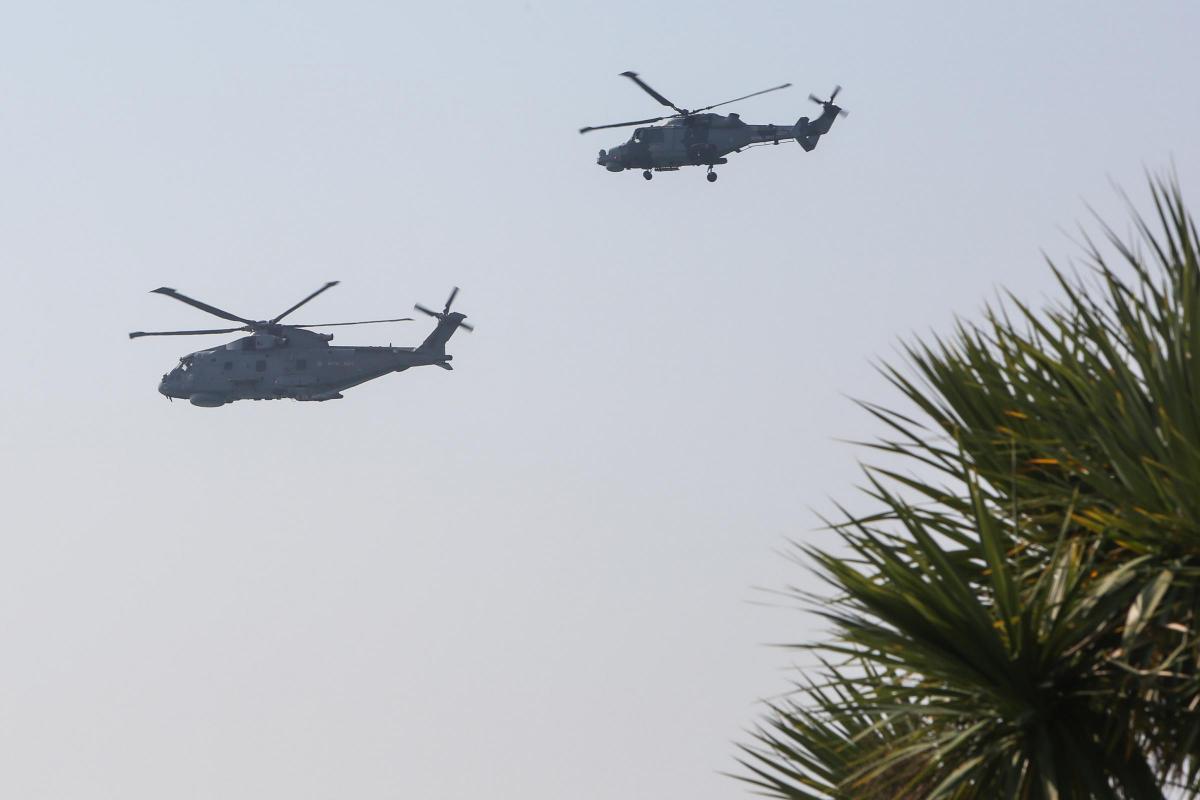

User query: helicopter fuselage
[596,106,839,174]
[157,327,457,406]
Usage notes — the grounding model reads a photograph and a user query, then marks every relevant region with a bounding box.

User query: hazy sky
[2,2,1198,798]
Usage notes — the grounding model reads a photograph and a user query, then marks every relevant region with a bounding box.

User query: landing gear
[642,170,653,181]
[706,168,718,183]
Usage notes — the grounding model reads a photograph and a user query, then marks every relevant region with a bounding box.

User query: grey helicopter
[129,282,471,406]
[580,72,846,182]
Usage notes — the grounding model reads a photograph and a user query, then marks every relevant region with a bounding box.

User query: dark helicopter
[129,282,472,406]
[580,72,846,182]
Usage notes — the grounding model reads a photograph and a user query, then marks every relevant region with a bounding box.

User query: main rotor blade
[291,317,414,328]
[271,281,340,324]
[129,326,246,339]
[620,71,686,114]
[694,83,792,113]
[579,115,672,134]
[150,287,254,325]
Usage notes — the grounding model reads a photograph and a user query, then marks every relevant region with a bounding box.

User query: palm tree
[739,177,1200,799]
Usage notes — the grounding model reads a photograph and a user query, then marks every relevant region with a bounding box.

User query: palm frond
[742,175,1200,798]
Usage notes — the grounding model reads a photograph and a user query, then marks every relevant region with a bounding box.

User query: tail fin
[417,313,467,356]
[794,116,818,151]
[794,103,842,152]
[413,287,473,356]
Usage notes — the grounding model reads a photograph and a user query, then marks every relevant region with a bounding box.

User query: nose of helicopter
[597,147,625,172]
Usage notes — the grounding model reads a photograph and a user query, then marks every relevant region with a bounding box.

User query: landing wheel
[706,170,718,183]
[643,170,653,181]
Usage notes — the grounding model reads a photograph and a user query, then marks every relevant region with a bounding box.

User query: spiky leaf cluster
[740,178,1200,799]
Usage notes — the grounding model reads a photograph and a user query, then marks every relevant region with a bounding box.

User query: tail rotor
[808,85,848,117]
[415,287,474,332]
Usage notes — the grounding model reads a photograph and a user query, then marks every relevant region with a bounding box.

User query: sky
[1,2,1198,798]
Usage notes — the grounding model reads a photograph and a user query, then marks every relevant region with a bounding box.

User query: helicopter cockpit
[161,355,192,385]
[631,127,665,144]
